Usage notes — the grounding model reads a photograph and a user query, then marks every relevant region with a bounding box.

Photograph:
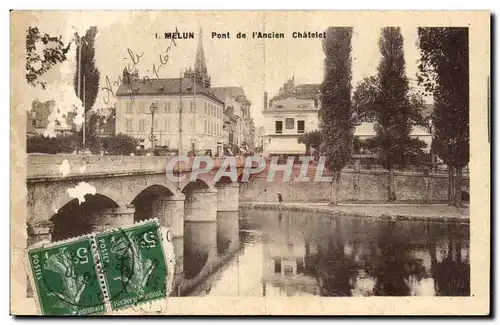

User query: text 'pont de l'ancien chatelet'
[156,31,327,40]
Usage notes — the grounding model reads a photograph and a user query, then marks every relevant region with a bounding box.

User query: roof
[210,86,247,102]
[116,77,224,105]
[264,138,306,156]
[355,122,431,137]
[355,122,432,153]
[265,96,320,112]
[271,83,321,101]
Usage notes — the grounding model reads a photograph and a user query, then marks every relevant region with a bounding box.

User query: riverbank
[239,202,469,223]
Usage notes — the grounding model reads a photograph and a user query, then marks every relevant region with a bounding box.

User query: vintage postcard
[10,10,490,315]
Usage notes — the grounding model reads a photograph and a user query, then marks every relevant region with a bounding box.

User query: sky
[19,11,426,128]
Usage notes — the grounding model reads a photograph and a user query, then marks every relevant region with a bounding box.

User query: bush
[27,134,79,154]
[101,133,141,155]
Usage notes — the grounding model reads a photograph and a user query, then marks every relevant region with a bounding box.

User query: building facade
[211,86,254,154]
[263,78,321,157]
[115,28,226,155]
[116,78,225,154]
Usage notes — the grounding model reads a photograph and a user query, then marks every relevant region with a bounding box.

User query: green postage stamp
[26,219,174,316]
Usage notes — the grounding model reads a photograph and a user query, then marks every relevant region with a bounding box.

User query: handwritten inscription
[101,29,178,105]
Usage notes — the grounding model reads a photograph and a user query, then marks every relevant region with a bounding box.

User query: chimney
[264,91,268,109]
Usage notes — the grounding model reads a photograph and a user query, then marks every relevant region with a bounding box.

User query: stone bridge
[26,154,249,296]
[26,154,247,242]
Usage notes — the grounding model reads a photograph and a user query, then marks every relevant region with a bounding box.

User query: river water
[180,208,469,297]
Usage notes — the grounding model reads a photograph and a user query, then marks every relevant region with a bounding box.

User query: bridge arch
[50,193,119,242]
[131,184,175,222]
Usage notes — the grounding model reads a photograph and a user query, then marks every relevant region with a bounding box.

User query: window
[298,120,305,133]
[190,101,196,113]
[204,103,208,115]
[285,118,294,129]
[126,102,133,114]
[139,119,145,132]
[204,120,207,134]
[190,119,195,131]
[164,101,171,113]
[138,102,146,113]
[155,119,160,130]
[275,121,283,134]
[125,119,132,132]
[274,258,282,274]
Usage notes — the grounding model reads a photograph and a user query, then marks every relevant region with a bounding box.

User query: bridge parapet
[27,154,248,181]
[27,154,172,179]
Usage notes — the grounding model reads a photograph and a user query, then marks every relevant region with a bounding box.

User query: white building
[355,122,432,153]
[263,78,320,157]
[115,76,225,154]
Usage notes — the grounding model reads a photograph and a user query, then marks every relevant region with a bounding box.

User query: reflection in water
[179,208,469,297]
[183,221,216,279]
[217,212,239,256]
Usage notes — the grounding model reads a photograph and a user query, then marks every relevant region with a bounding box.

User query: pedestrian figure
[277,193,283,203]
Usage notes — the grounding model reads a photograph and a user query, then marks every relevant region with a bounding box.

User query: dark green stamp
[27,237,105,315]
[95,221,168,311]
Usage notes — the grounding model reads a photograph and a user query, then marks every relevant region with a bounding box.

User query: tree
[73,26,100,112]
[418,28,469,206]
[26,26,71,89]
[352,76,379,122]
[73,26,101,151]
[353,76,426,125]
[319,27,355,206]
[27,134,78,154]
[372,27,414,201]
[298,130,322,154]
[101,133,140,156]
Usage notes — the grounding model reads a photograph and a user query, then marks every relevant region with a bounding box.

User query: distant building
[256,125,268,152]
[211,86,254,154]
[263,77,321,157]
[27,100,77,137]
[355,122,432,153]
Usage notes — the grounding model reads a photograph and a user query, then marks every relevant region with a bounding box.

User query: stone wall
[239,168,468,203]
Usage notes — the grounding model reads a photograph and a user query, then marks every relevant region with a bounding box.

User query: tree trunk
[454,167,463,207]
[329,171,341,206]
[388,168,396,201]
[448,166,455,204]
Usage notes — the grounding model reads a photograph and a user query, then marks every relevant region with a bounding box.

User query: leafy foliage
[101,133,140,156]
[352,76,379,122]
[353,76,426,126]
[27,134,78,154]
[373,27,415,169]
[298,130,322,150]
[26,27,71,89]
[73,26,100,113]
[417,28,469,169]
[319,27,355,172]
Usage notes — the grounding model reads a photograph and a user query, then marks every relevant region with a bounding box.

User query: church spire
[195,26,207,73]
[185,26,211,88]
